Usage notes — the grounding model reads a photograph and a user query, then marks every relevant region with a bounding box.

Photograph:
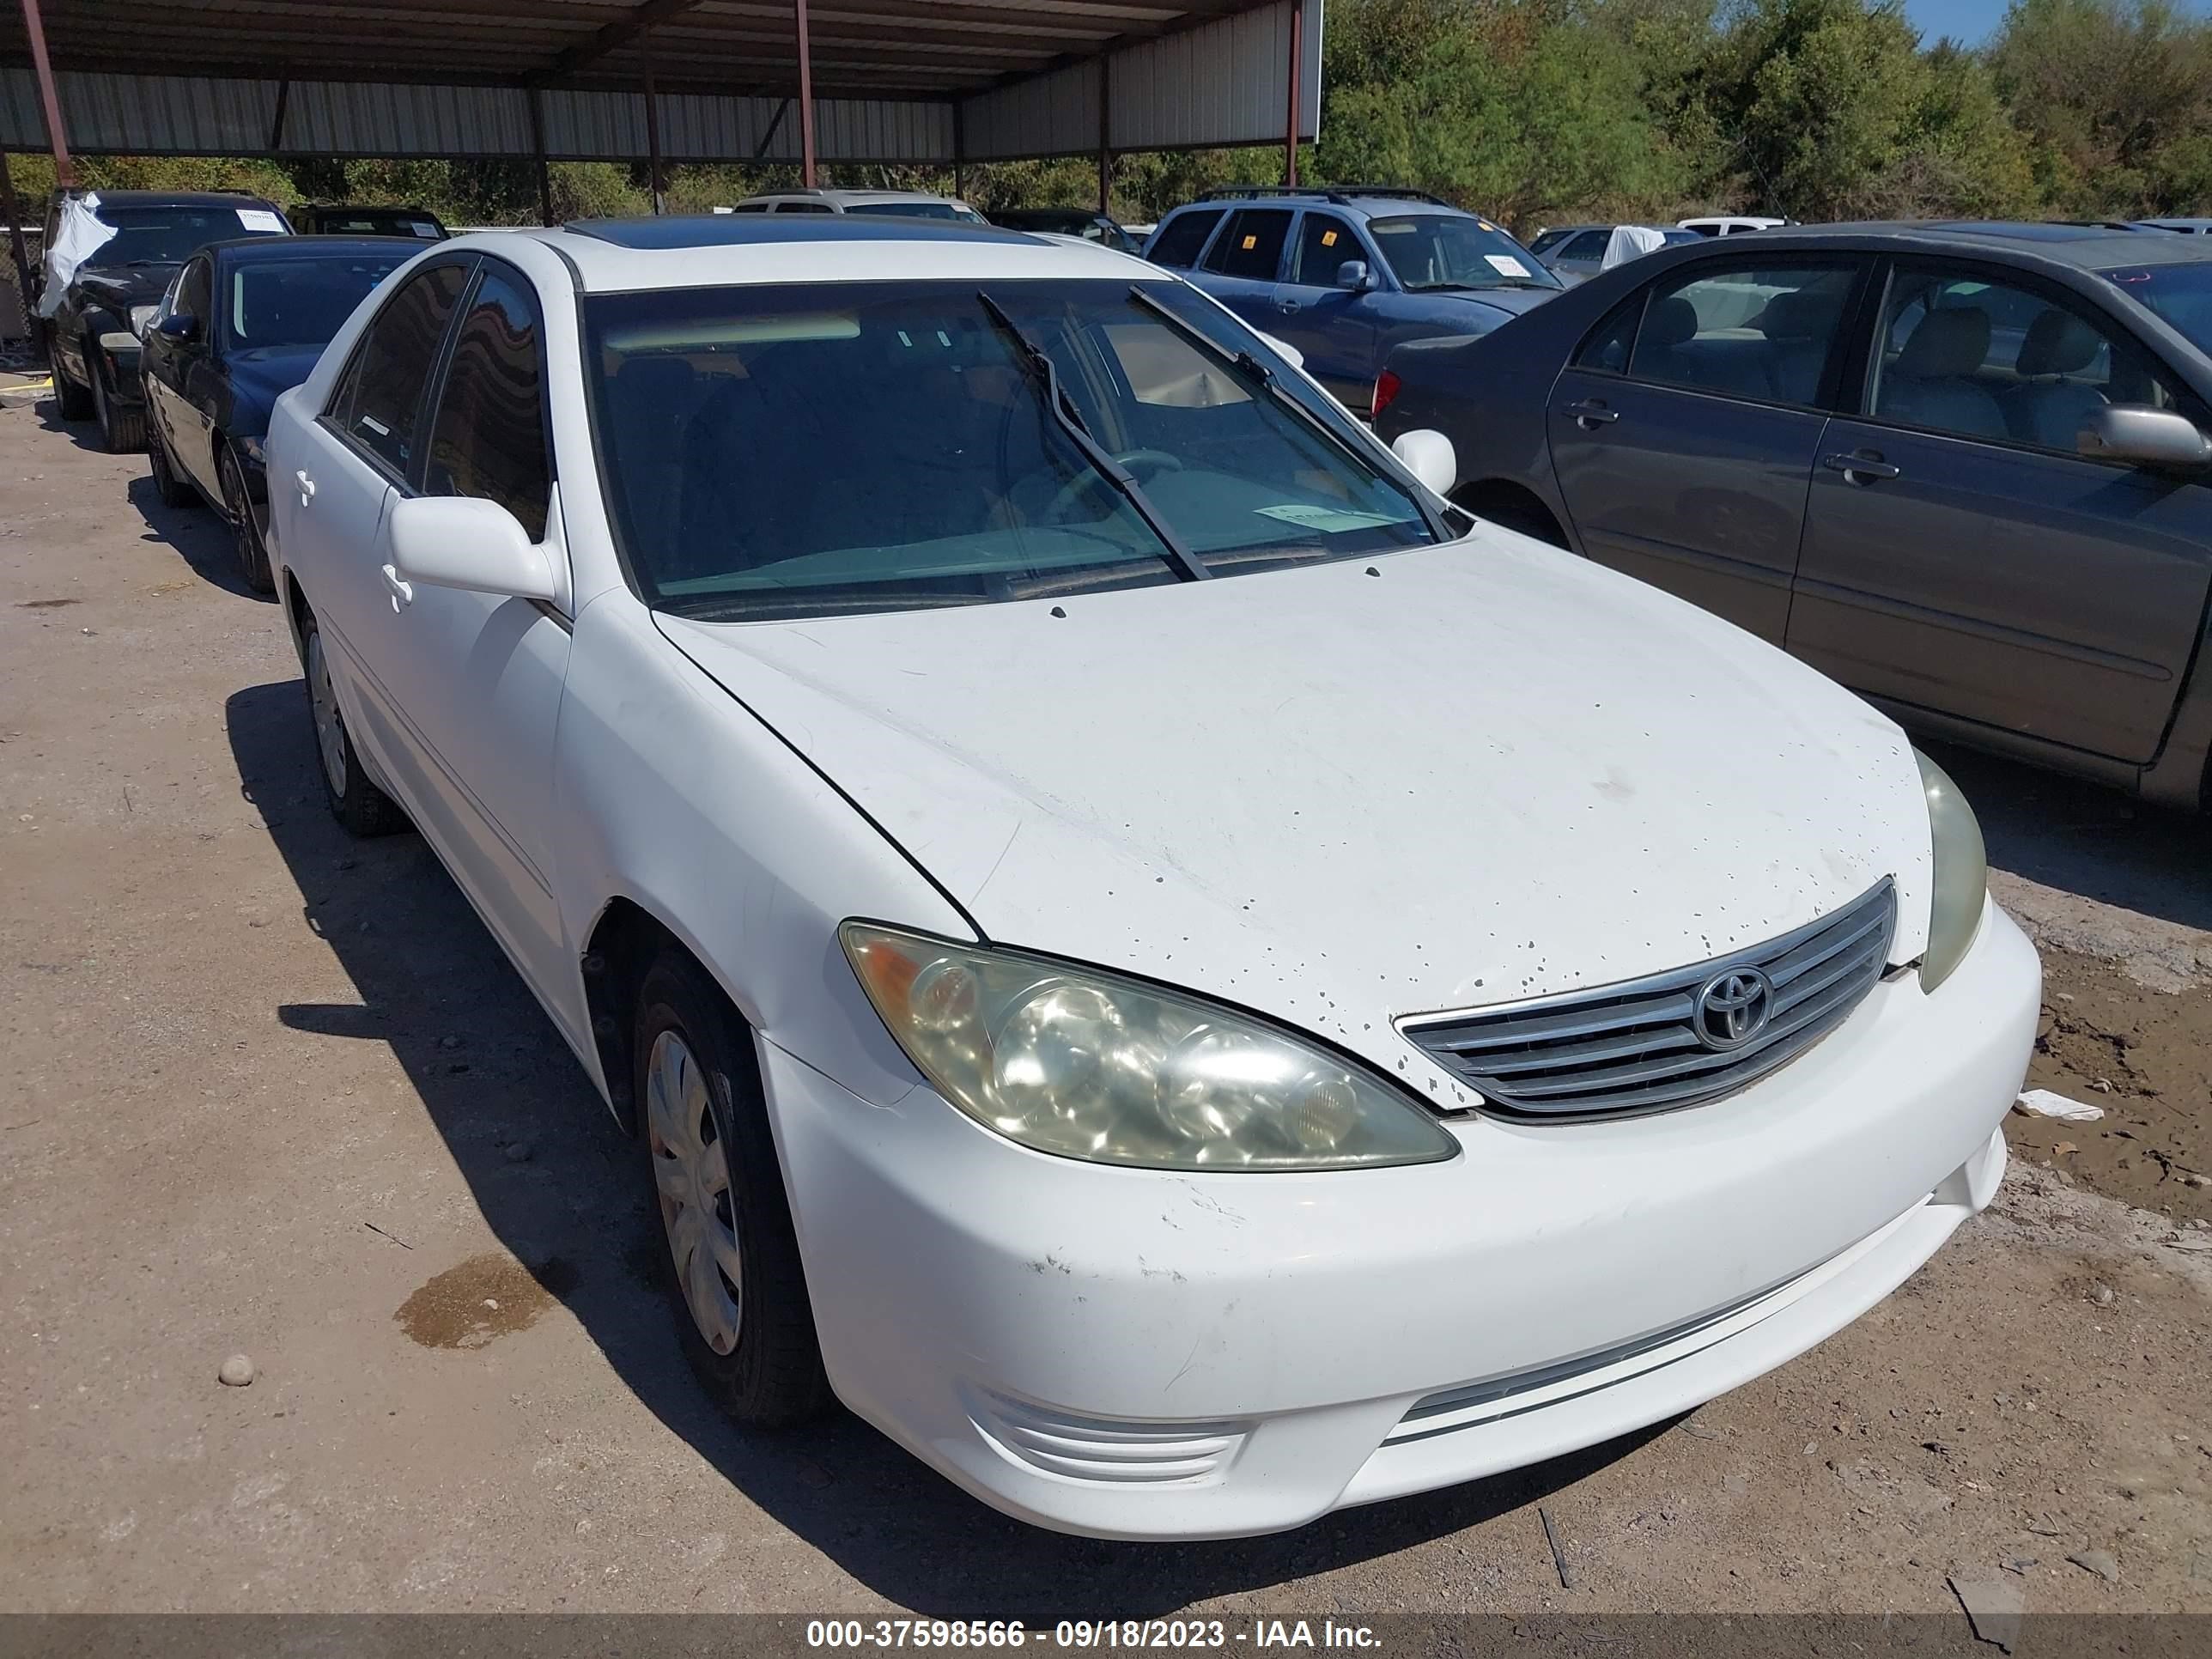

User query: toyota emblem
[1693,966,1774,1050]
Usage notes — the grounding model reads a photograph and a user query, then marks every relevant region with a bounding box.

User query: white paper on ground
[2013,1088,2105,1122]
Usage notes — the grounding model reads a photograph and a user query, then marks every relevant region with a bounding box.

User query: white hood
[660,532,1932,1094]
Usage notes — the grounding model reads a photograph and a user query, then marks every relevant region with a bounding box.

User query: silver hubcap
[646,1030,743,1354]
[306,632,349,797]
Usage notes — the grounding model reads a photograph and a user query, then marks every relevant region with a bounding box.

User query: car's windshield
[313,210,443,240]
[226,252,411,349]
[860,201,984,223]
[2103,261,2212,358]
[88,204,287,267]
[584,278,1442,621]
[1365,215,1561,292]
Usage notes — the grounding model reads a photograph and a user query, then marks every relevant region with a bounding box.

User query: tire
[221,445,275,593]
[50,334,93,421]
[634,949,830,1427]
[147,418,196,507]
[89,352,146,453]
[301,615,407,838]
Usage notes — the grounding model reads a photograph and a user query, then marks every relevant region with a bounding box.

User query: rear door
[1194,208,1294,337]
[1790,259,2212,764]
[1547,253,1869,642]
[1267,209,1379,407]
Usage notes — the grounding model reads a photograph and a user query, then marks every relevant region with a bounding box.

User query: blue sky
[1904,0,2207,46]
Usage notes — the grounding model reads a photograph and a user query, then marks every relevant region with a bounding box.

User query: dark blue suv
[1144,186,1564,412]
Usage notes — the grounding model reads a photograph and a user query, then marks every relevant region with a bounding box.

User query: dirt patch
[392,1252,576,1350]
[2008,944,2211,1224]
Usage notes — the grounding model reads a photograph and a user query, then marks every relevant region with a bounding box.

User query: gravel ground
[2,394,2207,1619]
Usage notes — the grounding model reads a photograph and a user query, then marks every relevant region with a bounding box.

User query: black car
[987,207,1141,253]
[1373,221,2212,810]
[142,236,417,592]
[42,190,292,452]
[293,204,449,241]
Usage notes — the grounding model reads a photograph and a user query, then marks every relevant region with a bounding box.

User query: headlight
[841,921,1459,1172]
[1914,750,1987,992]
[129,304,158,337]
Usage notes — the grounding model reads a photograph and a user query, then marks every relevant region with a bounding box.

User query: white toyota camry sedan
[265,216,2038,1540]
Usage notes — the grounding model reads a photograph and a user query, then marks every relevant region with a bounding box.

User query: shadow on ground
[33,394,269,601]
[223,673,1672,1614]
[1922,738,2209,935]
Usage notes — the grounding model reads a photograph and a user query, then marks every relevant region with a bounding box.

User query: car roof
[76,190,284,210]
[1678,220,2212,270]
[504,216,1152,291]
[1170,190,1479,223]
[738,189,966,205]
[205,235,418,264]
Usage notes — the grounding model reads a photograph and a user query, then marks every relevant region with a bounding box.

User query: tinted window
[1872,266,2184,451]
[1559,230,1610,261]
[330,262,468,477]
[730,204,770,213]
[1526,229,1571,256]
[864,201,975,221]
[424,268,551,541]
[1626,262,1856,407]
[1287,213,1360,286]
[774,201,835,214]
[1364,215,1559,292]
[1146,210,1223,268]
[227,252,410,349]
[582,278,1437,621]
[1575,295,1644,373]
[2103,260,2212,358]
[1201,210,1292,280]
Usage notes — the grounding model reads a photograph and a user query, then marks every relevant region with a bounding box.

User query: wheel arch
[580,896,759,1136]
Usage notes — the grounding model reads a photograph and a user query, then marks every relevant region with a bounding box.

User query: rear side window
[775,201,835,214]
[1626,262,1858,408]
[1559,230,1611,261]
[328,262,469,477]
[1147,209,1223,269]
[1576,295,1644,374]
[1202,210,1292,280]
[423,268,551,541]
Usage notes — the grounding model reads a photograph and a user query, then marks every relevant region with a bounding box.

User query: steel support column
[794,0,817,188]
[643,61,666,214]
[1097,56,1111,214]
[18,0,74,187]
[527,88,554,227]
[1285,0,1302,187]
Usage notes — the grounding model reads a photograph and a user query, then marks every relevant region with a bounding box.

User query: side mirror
[386,495,558,603]
[1391,428,1457,498]
[2078,404,2212,470]
[1335,259,1375,292]
[155,313,199,343]
[1255,331,1304,370]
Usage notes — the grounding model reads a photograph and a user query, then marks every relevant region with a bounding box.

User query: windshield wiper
[975,290,1209,583]
[1126,284,1450,539]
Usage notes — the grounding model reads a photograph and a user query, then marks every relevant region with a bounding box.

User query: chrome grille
[1400,879,1897,1120]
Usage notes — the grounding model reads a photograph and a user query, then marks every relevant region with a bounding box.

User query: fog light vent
[966,1389,1249,1485]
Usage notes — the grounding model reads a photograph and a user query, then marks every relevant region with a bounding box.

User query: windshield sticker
[409,222,440,238]
[237,208,287,233]
[1485,253,1530,277]
[1255,503,1402,533]
[1320,229,1338,247]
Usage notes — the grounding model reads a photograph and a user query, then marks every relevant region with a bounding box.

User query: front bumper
[763,898,2038,1540]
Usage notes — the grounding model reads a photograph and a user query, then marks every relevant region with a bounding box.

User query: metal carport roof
[1,0,1323,179]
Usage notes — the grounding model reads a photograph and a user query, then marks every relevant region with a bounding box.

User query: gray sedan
[1373,222,2212,811]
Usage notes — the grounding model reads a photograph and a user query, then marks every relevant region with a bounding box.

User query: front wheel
[302,616,406,838]
[635,951,830,1427]
[147,417,196,507]
[221,446,274,592]
[90,354,146,453]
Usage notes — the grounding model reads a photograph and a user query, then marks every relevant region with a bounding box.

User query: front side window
[226,252,410,350]
[1626,261,1857,407]
[423,269,551,541]
[2101,262,2212,373]
[774,201,835,214]
[328,261,469,477]
[1201,210,1292,280]
[1364,215,1559,293]
[861,201,975,222]
[583,278,1442,622]
[175,257,213,331]
[1558,230,1610,262]
[1872,266,2183,450]
[1287,213,1361,286]
[1146,210,1223,269]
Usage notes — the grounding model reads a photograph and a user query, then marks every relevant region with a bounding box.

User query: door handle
[1822,451,1899,484]
[1564,398,1620,428]
[381,563,414,612]
[1274,299,1300,314]
[294,469,316,505]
